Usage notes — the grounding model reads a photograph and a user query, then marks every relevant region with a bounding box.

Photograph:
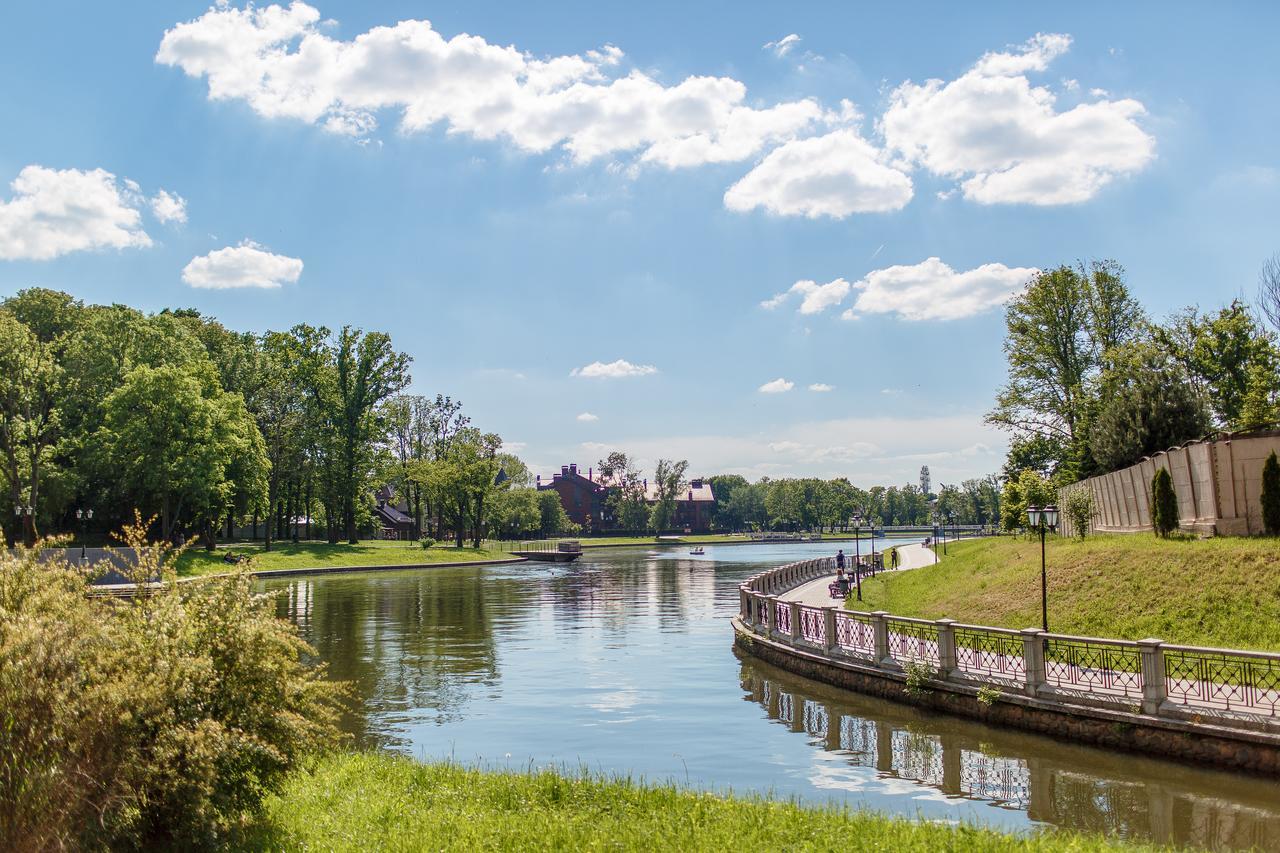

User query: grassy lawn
[247,752,1152,852]
[848,534,1280,650]
[174,540,509,577]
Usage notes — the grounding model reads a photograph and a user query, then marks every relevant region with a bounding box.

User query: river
[262,541,1280,850]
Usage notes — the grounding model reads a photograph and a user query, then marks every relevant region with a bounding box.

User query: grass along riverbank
[247,752,1154,852]
[847,535,1280,650]
[174,540,509,577]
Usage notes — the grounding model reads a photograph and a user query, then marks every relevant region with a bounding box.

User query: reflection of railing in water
[739,558,1280,725]
[741,666,1280,849]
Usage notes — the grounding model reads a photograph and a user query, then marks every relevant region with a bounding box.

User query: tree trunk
[304,478,312,540]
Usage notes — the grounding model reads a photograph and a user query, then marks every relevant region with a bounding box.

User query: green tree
[1063,487,1096,539]
[488,487,541,538]
[0,311,63,545]
[1262,451,1280,535]
[597,451,648,531]
[1150,467,1179,536]
[95,365,267,542]
[1238,359,1280,431]
[1089,341,1210,471]
[708,474,749,531]
[415,427,504,547]
[538,489,574,536]
[648,458,689,532]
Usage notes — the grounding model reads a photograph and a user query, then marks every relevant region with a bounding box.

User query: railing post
[766,596,779,637]
[1137,638,1167,715]
[789,601,802,643]
[936,618,957,677]
[1021,629,1047,697]
[739,588,749,620]
[871,611,893,667]
[823,607,838,654]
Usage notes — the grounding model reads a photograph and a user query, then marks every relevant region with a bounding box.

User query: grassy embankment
[174,540,508,577]
[247,752,1153,852]
[848,534,1280,650]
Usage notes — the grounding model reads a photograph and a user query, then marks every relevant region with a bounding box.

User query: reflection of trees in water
[538,556,719,635]
[740,659,1280,851]
[268,571,534,748]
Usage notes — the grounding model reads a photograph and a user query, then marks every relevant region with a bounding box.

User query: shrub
[1151,467,1179,537]
[419,536,437,550]
[0,517,344,849]
[976,684,1002,707]
[1263,451,1280,535]
[1063,488,1096,540]
[902,660,935,698]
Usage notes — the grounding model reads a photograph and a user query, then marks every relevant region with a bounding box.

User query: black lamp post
[76,508,94,562]
[1026,504,1059,632]
[14,504,34,548]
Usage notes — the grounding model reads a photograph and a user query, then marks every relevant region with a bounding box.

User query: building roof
[536,464,714,502]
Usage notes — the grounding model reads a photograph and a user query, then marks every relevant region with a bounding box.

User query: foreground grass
[175,540,509,577]
[248,752,1153,852]
[849,534,1280,650]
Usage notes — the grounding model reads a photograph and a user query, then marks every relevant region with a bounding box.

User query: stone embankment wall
[1058,431,1280,537]
[736,558,1280,775]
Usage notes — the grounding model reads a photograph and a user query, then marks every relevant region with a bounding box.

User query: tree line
[0,288,569,550]
[987,258,1280,495]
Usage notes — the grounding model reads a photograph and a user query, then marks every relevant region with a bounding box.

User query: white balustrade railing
[738,558,1280,729]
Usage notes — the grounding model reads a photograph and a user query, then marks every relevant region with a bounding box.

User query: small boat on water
[688,547,705,555]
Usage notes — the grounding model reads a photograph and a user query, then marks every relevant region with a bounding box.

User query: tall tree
[0,311,62,545]
[648,458,689,532]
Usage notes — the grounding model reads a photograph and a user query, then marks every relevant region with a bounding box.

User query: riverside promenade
[788,542,936,607]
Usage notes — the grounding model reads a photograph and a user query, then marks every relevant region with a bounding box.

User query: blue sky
[1,2,1278,487]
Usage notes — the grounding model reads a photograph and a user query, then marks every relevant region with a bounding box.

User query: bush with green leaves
[0,519,344,849]
[1150,467,1179,537]
[1063,488,1097,539]
[419,535,437,550]
[1262,451,1280,535]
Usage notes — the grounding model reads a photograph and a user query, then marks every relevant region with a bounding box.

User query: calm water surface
[262,542,1280,851]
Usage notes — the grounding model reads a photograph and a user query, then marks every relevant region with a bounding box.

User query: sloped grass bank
[849,535,1280,650]
[248,753,1154,852]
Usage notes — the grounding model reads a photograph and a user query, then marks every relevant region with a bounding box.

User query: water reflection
[262,543,1280,851]
[741,655,1280,850]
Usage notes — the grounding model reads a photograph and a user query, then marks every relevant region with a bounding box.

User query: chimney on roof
[561,465,569,476]
[687,489,693,501]
[588,467,593,481]
[536,474,541,485]
[569,463,577,475]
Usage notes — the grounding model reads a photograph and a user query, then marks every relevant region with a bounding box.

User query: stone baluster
[789,601,802,643]
[871,611,893,667]
[1021,629,1047,697]
[936,618,957,678]
[766,596,779,637]
[739,588,749,620]
[823,607,838,654]
[1137,638,1167,715]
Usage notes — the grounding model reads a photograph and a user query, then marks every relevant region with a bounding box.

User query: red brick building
[536,464,716,533]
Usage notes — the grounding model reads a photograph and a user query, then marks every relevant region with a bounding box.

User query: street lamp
[852,513,863,601]
[1026,505,1059,632]
[76,508,94,562]
[14,504,33,547]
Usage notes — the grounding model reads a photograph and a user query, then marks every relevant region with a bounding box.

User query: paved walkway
[787,542,937,607]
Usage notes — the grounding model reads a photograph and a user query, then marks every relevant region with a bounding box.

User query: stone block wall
[1059,431,1280,537]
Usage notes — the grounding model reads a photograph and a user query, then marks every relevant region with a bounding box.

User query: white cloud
[758,378,794,394]
[150,189,188,224]
[156,3,822,170]
[809,383,834,392]
[181,240,304,289]
[570,359,658,378]
[762,277,851,314]
[576,412,599,422]
[841,257,1036,322]
[725,129,913,218]
[0,165,155,261]
[763,34,801,58]
[880,33,1155,205]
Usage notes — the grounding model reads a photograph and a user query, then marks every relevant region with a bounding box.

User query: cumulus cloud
[0,165,159,261]
[760,277,851,314]
[809,383,834,392]
[181,240,304,289]
[880,33,1154,204]
[570,359,658,378]
[156,3,821,169]
[763,34,801,58]
[724,129,913,218]
[576,412,599,422]
[841,257,1036,321]
[758,378,794,393]
[150,189,188,224]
